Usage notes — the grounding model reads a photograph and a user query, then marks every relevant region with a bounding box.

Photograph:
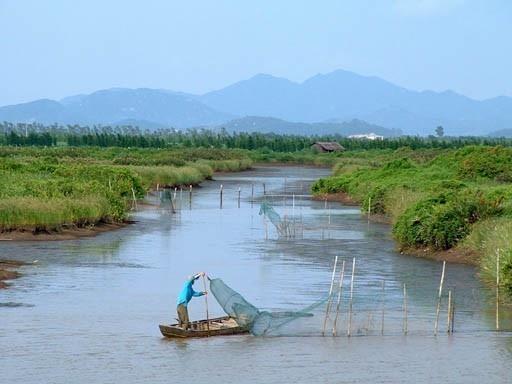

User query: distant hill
[488,128,512,138]
[2,69,512,135]
[200,70,512,136]
[220,116,402,137]
[0,88,231,129]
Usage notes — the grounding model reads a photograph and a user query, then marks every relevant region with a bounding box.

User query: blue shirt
[177,276,204,307]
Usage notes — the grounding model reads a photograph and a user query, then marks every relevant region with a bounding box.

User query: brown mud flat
[0,260,26,289]
[398,246,479,266]
[312,192,359,205]
[0,221,132,242]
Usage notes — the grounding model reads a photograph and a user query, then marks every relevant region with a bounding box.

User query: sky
[0,0,511,106]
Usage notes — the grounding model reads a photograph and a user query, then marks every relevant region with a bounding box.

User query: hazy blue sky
[1,0,511,105]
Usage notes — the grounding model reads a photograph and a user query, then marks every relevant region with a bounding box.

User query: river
[1,166,511,383]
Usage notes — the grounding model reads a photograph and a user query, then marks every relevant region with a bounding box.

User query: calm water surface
[1,166,511,383]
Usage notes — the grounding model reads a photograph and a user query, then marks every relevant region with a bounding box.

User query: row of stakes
[322,257,457,337]
[151,182,313,211]
[150,180,503,332]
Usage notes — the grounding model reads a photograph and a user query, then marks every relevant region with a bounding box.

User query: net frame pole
[434,260,446,336]
[332,260,346,336]
[202,275,210,337]
[322,256,338,336]
[347,257,356,337]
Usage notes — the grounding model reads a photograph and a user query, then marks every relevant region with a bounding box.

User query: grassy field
[0,147,253,233]
[312,146,512,295]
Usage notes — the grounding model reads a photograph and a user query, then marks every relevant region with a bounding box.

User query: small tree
[435,125,444,137]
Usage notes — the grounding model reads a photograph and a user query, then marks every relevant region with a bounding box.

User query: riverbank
[0,221,130,242]
[0,147,253,236]
[312,146,512,292]
[0,260,26,288]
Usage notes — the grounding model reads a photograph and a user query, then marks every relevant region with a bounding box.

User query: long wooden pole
[202,275,210,337]
[347,257,356,337]
[434,260,446,336]
[381,280,385,335]
[322,256,338,336]
[447,289,452,334]
[332,260,346,336]
[496,248,500,331]
[403,283,408,335]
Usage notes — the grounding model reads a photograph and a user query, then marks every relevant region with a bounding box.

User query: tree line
[2,122,512,152]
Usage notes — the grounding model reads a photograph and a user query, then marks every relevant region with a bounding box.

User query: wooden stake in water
[451,295,455,333]
[131,187,138,210]
[220,184,223,209]
[447,289,452,334]
[251,183,254,202]
[496,248,500,331]
[322,256,338,336]
[332,260,346,336]
[403,283,408,335]
[368,196,371,218]
[381,280,385,335]
[202,275,210,337]
[189,185,192,209]
[347,257,356,337]
[434,260,446,336]
[180,187,183,208]
[263,183,266,195]
[238,187,241,208]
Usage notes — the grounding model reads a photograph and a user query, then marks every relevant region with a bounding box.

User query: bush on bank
[312,146,512,294]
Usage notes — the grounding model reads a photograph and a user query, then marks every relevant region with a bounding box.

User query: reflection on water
[1,166,511,384]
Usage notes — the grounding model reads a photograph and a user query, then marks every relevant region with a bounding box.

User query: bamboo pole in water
[131,187,138,210]
[447,289,452,334]
[238,187,241,208]
[381,280,386,335]
[189,185,192,209]
[451,295,455,333]
[403,283,408,335]
[263,183,266,195]
[496,248,500,331]
[347,257,356,337]
[434,260,446,336]
[322,256,338,336]
[220,184,223,209]
[332,260,346,336]
[202,275,210,337]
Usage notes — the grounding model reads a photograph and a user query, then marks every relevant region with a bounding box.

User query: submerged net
[259,202,295,238]
[210,278,326,336]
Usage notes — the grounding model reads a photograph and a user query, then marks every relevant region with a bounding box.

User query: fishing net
[210,278,326,336]
[259,202,295,238]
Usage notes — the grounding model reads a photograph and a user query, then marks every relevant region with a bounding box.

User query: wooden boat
[159,316,249,338]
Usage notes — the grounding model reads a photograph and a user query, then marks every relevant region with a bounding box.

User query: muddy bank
[313,192,359,205]
[0,221,131,242]
[398,246,480,265]
[0,260,25,289]
[316,192,480,265]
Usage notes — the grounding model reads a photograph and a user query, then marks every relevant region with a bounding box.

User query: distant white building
[348,132,384,140]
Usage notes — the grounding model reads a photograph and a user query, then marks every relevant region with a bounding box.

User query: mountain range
[1,69,511,136]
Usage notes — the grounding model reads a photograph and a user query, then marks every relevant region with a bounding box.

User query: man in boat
[176,272,207,330]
